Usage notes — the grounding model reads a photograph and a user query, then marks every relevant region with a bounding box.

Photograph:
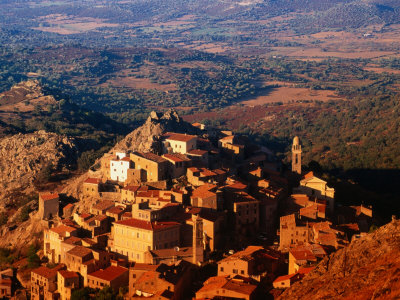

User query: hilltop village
[1,111,375,300]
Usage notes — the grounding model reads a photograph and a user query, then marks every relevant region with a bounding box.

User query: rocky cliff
[111,109,200,154]
[0,131,79,204]
[278,218,400,300]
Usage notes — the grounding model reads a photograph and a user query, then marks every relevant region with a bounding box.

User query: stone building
[87,265,128,292]
[292,136,302,174]
[44,225,79,264]
[130,152,168,182]
[163,132,197,154]
[38,192,59,220]
[296,172,335,213]
[279,214,310,252]
[31,265,64,300]
[110,219,180,263]
[57,270,79,300]
[218,246,280,282]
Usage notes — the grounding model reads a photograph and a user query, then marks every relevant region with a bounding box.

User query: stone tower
[192,215,204,265]
[292,136,302,174]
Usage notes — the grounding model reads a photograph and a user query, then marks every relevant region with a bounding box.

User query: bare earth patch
[239,86,342,106]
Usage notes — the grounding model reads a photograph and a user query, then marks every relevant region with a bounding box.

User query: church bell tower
[292,136,302,174]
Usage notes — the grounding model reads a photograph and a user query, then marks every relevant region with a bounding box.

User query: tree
[71,287,93,300]
[27,244,40,268]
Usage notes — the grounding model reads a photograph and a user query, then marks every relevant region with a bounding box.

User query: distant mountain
[278,218,400,300]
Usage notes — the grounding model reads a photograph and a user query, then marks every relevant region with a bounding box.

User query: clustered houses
[23,126,374,299]
[272,137,374,290]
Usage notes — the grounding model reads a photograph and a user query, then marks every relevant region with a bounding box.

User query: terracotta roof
[273,273,301,283]
[80,213,92,219]
[88,266,128,282]
[62,236,82,245]
[226,182,247,191]
[63,203,74,209]
[84,178,101,184]
[107,206,124,215]
[67,246,93,258]
[290,249,317,261]
[165,132,197,142]
[163,153,191,163]
[197,276,257,296]
[114,218,180,231]
[223,277,257,295]
[58,270,79,279]
[134,152,167,163]
[192,184,217,199]
[32,265,63,279]
[298,266,315,275]
[192,122,202,127]
[40,193,59,201]
[187,149,208,156]
[137,190,160,198]
[92,200,114,211]
[304,171,314,179]
[121,157,131,162]
[131,263,160,271]
[123,185,141,192]
[50,225,77,236]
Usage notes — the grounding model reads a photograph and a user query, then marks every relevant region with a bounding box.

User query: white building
[163,133,197,154]
[110,155,131,182]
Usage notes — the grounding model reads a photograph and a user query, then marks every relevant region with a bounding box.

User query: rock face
[111,109,200,154]
[278,218,400,300]
[0,131,79,202]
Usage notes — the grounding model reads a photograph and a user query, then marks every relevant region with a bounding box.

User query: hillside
[278,218,400,300]
[0,80,126,141]
[0,131,79,205]
[111,109,200,154]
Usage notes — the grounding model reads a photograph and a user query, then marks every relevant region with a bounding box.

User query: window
[241,270,244,275]
[233,269,238,274]
[220,267,224,272]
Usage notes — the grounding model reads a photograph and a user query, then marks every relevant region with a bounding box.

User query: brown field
[239,86,343,106]
[364,67,400,75]
[284,48,396,59]
[105,76,177,92]
[32,14,119,35]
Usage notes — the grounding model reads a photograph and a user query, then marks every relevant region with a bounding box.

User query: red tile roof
[273,273,301,283]
[67,246,93,258]
[114,218,180,231]
[88,266,128,282]
[290,249,317,261]
[40,193,59,201]
[123,185,141,192]
[84,178,101,184]
[163,153,191,163]
[32,265,64,279]
[304,171,314,179]
[134,152,167,163]
[187,149,208,156]
[63,203,74,209]
[192,184,217,199]
[107,206,124,215]
[58,270,79,279]
[298,266,315,275]
[164,132,197,142]
[50,225,77,236]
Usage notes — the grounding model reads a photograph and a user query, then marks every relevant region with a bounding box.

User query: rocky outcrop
[0,131,79,204]
[278,218,400,300]
[111,109,200,154]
